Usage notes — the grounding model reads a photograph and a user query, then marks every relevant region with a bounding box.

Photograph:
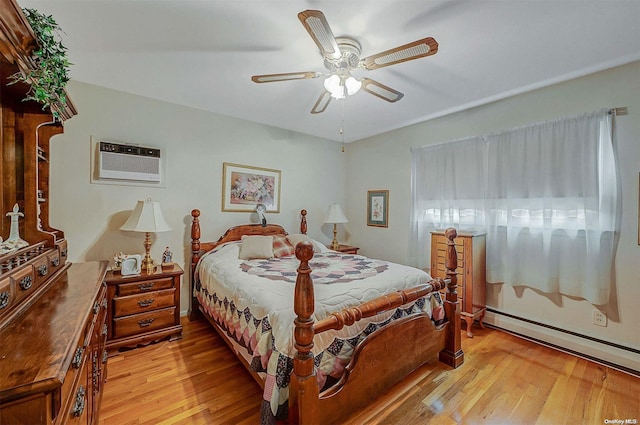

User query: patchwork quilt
[194,242,445,424]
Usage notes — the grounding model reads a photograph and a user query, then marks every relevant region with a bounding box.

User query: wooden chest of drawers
[105,264,183,354]
[430,230,486,337]
[0,261,109,425]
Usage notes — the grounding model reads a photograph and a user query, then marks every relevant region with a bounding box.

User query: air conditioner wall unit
[98,141,161,182]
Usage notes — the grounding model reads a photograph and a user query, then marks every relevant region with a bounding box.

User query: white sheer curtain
[410,109,617,305]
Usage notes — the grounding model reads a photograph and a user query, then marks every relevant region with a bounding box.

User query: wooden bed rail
[313,279,447,335]
[290,228,463,425]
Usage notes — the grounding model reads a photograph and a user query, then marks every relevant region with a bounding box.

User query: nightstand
[331,244,360,255]
[104,264,183,354]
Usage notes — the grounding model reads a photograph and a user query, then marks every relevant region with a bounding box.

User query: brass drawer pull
[138,298,155,308]
[138,318,155,328]
[138,282,154,291]
[72,347,84,369]
[71,385,86,417]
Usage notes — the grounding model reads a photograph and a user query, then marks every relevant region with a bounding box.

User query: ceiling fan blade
[360,37,439,70]
[298,10,342,60]
[311,90,332,114]
[251,72,321,83]
[361,78,404,103]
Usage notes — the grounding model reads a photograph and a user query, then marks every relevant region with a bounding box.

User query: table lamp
[324,203,348,250]
[120,198,171,274]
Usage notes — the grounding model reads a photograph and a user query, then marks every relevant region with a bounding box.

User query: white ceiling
[19,1,640,143]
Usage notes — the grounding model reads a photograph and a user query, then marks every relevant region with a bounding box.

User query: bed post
[289,241,319,425]
[438,227,464,368]
[188,209,201,320]
[300,209,307,235]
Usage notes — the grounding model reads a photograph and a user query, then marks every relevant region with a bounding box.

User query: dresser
[0,261,109,425]
[105,264,183,354]
[430,230,486,337]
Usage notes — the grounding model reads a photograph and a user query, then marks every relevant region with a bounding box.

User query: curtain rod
[610,107,628,116]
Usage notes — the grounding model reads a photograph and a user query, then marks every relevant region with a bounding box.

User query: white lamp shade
[120,199,171,233]
[324,203,348,224]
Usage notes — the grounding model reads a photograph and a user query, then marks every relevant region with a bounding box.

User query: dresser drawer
[112,307,176,339]
[60,336,88,421]
[113,288,176,316]
[0,277,14,319]
[117,277,174,296]
[59,358,90,424]
[12,265,36,304]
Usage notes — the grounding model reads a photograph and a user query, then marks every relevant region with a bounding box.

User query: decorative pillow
[272,235,295,258]
[238,235,274,260]
[286,234,323,253]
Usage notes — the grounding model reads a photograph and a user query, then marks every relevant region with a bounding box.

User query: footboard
[290,228,463,425]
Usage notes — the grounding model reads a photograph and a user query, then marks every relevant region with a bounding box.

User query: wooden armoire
[0,1,109,424]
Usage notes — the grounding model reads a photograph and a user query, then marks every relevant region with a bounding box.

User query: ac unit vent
[98,141,161,182]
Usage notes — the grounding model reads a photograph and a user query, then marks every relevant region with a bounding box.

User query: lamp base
[142,231,156,274]
[331,224,340,250]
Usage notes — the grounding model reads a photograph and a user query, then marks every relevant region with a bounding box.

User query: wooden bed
[189,209,463,425]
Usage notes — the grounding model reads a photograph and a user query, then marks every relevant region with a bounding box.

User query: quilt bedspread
[194,242,445,423]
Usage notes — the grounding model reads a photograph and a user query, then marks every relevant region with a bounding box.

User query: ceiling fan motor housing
[324,37,362,73]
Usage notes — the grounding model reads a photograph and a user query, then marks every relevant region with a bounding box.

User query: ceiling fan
[251,10,439,114]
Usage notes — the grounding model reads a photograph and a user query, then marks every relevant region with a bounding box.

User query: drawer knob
[71,385,86,417]
[138,318,155,328]
[138,282,154,291]
[19,275,32,291]
[72,347,84,369]
[38,264,48,276]
[51,257,60,267]
[93,301,100,314]
[0,291,9,309]
[138,298,155,308]
[102,323,108,336]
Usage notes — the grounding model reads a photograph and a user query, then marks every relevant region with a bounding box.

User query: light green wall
[50,81,347,314]
[346,61,640,371]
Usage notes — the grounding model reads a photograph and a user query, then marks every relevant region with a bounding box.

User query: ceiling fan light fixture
[345,76,362,96]
[324,74,361,99]
[324,74,345,99]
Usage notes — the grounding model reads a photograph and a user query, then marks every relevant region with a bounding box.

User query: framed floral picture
[222,162,281,212]
[367,190,389,227]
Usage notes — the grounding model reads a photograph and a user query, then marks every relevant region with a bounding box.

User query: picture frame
[222,162,281,212]
[367,190,389,227]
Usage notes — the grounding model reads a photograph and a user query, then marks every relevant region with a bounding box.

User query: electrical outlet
[593,310,607,327]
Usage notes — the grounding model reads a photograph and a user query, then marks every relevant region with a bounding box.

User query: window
[410,109,617,305]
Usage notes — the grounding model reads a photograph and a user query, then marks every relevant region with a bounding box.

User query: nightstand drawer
[117,277,174,296]
[113,288,176,316]
[113,307,176,339]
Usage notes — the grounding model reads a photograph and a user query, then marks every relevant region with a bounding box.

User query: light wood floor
[99,317,639,425]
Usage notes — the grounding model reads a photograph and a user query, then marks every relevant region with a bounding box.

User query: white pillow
[286,234,324,253]
[238,235,274,260]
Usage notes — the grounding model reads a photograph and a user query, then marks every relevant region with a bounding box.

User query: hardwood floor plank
[100,317,639,425]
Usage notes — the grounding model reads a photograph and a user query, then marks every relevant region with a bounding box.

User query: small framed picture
[222,162,281,212]
[367,190,389,227]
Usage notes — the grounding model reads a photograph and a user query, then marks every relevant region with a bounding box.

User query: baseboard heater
[485,308,639,377]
